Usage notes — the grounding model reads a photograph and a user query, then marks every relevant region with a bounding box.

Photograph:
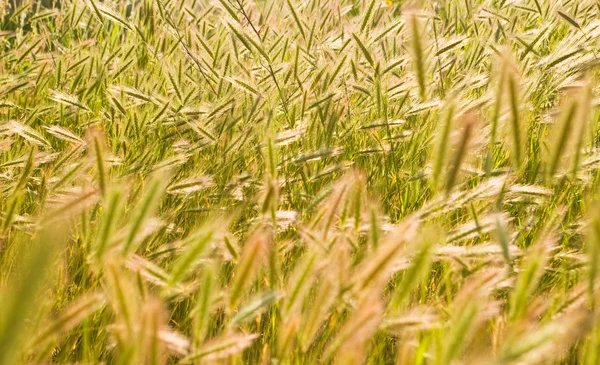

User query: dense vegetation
[2,0,600,363]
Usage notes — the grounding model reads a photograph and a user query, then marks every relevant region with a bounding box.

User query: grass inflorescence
[2,0,600,364]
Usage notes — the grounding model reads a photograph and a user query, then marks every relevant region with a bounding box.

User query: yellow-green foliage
[2,0,600,364]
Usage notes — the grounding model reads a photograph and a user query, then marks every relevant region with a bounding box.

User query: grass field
[2,0,600,363]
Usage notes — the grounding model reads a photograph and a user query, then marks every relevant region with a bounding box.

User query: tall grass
[2,0,600,363]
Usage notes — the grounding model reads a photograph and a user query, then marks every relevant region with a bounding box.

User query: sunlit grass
[2,0,600,363]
